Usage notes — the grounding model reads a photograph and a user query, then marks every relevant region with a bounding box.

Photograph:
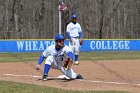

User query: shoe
[42,78,47,81]
[42,75,47,81]
[74,61,80,65]
[76,74,83,79]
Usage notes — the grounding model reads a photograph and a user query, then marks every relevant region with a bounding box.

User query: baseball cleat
[42,78,47,81]
[76,74,83,79]
[42,75,48,81]
[74,61,80,65]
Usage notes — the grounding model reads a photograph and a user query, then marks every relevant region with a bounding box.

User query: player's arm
[78,24,83,38]
[66,24,72,40]
[66,32,71,39]
[36,53,45,70]
[66,46,73,62]
[67,32,74,43]
[67,51,73,61]
[36,48,50,70]
[78,32,82,38]
[37,54,45,65]
[78,25,83,45]
[79,31,83,42]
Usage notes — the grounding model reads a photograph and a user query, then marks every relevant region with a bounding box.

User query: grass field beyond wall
[0,51,140,62]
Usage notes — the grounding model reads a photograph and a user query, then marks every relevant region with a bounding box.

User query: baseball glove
[63,57,72,70]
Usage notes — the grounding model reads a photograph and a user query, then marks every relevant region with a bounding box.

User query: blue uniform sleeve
[66,32,71,39]
[67,51,73,61]
[37,54,45,65]
[78,32,82,38]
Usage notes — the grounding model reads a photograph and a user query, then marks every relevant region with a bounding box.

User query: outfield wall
[0,39,140,52]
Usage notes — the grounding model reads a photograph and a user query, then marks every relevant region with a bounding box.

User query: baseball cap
[71,14,77,19]
[55,34,64,40]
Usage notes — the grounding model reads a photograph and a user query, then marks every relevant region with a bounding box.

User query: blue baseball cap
[71,14,77,19]
[55,34,64,40]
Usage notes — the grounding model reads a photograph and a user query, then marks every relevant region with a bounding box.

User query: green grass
[79,51,140,61]
[0,52,140,62]
[0,81,130,93]
[0,52,40,62]
[0,52,139,93]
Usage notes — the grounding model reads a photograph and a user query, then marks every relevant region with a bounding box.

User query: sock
[75,55,78,61]
[44,64,51,76]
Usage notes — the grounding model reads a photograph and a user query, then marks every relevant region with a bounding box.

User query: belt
[72,36,79,38]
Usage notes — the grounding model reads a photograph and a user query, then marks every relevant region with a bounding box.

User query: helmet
[55,34,64,41]
[71,14,77,19]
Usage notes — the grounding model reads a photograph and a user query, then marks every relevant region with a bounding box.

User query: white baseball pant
[69,38,81,55]
[45,55,77,79]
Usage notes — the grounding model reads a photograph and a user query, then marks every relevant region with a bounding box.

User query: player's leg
[43,55,55,80]
[73,38,80,65]
[69,39,75,61]
[58,66,83,79]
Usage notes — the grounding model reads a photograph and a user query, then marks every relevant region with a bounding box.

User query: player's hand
[70,38,74,43]
[36,64,40,70]
[70,38,75,45]
[80,38,83,45]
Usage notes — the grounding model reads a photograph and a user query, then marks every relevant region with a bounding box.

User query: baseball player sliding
[66,14,83,65]
[36,34,83,81]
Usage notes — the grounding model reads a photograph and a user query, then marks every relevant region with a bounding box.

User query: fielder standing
[66,14,83,65]
[36,34,83,80]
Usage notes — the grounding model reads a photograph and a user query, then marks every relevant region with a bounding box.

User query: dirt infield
[0,60,140,93]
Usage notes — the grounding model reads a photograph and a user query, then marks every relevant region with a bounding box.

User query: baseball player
[66,14,83,65]
[36,34,83,80]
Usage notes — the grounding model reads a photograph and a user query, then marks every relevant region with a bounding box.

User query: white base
[58,75,70,79]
